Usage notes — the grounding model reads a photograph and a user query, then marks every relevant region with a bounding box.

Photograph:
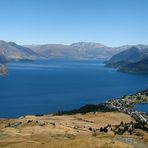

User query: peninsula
[0,64,7,75]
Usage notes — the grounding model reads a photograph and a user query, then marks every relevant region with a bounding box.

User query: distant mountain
[26,42,121,60]
[70,42,118,59]
[26,44,77,59]
[118,56,148,74]
[70,42,106,49]
[1,40,148,64]
[132,56,148,72]
[107,45,148,63]
[106,45,148,74]
[0,40,40,62]
[114,45,133,52]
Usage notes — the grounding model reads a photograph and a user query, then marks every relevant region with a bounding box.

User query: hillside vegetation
[1,112,148,148]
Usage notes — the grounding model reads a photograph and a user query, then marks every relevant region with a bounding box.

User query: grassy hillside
[0,112,147,148]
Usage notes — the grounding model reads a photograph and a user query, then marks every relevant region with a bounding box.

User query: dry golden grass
[0,112,147,148]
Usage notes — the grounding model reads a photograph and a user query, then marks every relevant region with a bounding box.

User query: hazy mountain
[0,40,125,62]
[70,42,117,59]
[131,56,148,73]
[107,45,148,64]
[114,45,133,51]
[1,40,148,64]
[111,56,148,74]
[70,42,106,50]
[25,44,77,59]
[26,42,121,60]
[0,54,7,62]
[106,45,148,73]
[0,40,40,62]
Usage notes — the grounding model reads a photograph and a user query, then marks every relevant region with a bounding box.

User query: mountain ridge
[1,40,148,63]
[106,45,148,74]
[0,40,41,62]
[24,41,126,60]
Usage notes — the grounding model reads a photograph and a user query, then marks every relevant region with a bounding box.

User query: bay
[134,104,148,113]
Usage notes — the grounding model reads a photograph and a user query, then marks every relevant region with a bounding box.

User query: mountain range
[0,40,40,62]
[0,40,126,62]
[0,40,148,74]
[106,45,148,74]
[25,42,122,60]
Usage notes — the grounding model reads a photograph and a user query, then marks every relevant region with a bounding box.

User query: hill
[118,56,148,74]
[25,42,122,60]
[106,45,148,74]
[1,112,147,148]
[0,40,40,62]
[1,40,148,63]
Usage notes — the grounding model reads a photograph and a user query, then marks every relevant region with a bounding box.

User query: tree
[104,127,108,132]
[120,121,124,125]
[89,127,92,131]
[100,127,104,132]
[130,121,134,125]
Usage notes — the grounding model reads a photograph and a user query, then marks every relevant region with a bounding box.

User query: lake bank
[56,89,148,127]
[0,64,7,75]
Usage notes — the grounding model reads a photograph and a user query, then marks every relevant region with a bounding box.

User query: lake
[134,104,148,113]
[0,60,148,118]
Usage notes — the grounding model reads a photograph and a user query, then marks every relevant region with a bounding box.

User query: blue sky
[0,0,148,46]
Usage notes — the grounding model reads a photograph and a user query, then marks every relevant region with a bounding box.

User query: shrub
[120,121,124,125]
[100,127,104,132]
[104,127,108,132]
[89,127,92,131]
[27,120,33,123]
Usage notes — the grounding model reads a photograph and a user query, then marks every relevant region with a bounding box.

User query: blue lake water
[134,104,148,113]
[0,60,148,118]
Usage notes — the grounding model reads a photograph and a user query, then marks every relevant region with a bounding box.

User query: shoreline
[1,89,147,123]
[0,64,7,75]
[0,90,148,148]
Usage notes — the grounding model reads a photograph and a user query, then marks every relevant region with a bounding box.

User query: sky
[0,0,148,46]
